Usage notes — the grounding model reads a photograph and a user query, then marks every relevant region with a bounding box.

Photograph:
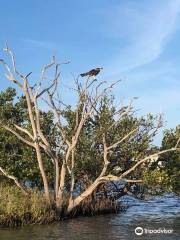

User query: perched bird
[80,67,103,77]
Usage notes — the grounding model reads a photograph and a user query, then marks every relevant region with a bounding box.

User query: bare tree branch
[4,43,24,79]
[14,124,34,140]
[102,147,180,182]
[33,100,50,147]
[2,125,35,147]
[175,137,180,148]
[0,59,23,89]
[0,166,28,195]
[107,128,138,151]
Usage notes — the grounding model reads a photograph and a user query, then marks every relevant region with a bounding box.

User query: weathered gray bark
[56,163,66,212]
[34,143,50,203]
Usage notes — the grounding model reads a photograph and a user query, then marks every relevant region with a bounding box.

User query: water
[0,193,179,240]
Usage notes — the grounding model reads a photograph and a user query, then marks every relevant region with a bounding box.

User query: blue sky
[0,0,180,144]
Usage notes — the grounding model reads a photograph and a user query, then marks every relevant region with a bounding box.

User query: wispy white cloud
[24,39,58,50]
[106,0,180,73]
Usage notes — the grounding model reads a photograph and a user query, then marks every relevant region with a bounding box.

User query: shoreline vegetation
[0,46,179,228]
[0,184,121,227]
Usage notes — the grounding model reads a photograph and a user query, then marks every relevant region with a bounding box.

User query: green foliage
[0,88,54,188]
[61,96,161,192]
[160,126,180,194]
[143,169,171,194]
[0,86,179,206]
[141,125,180,195]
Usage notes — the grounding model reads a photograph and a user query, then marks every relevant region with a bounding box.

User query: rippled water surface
[0,193,180,240]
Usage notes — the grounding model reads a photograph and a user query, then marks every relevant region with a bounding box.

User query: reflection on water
[0,193,179,240]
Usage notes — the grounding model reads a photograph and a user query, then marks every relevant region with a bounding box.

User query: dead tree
[0,45,179,214]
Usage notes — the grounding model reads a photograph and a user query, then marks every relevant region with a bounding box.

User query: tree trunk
[67,179,101,213]
[35,143,50,204]
[55,159,59,199]
[56,163,66,213]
